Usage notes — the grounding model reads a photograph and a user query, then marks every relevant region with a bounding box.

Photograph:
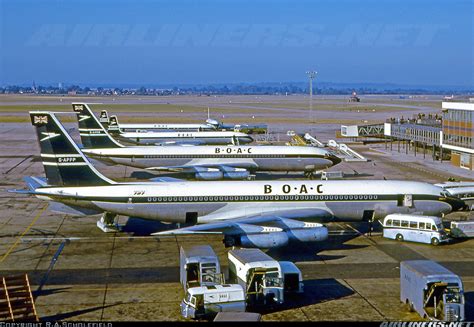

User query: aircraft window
[349,195,353,200]
[305,195,311,200]
[283,195,289,200]
[392,220,400,227]
[409,221,417,229]
[368,195,373,200]
[363,195,368,200]
[329,195,333,200]
[198,197,203,201]
[425,223,431,230]
[386,219,393,226]
[419,222,426,230]
[244,196,249,201]
[374,195,378,199]
[219,196,224,201]
[401,220,409,228]
[343,195,348,200]
[274,196,279,200]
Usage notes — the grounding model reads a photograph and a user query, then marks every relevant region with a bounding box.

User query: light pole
[306,70,317,123]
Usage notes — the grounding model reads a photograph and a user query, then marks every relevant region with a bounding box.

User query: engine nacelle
[239,232,289,248]
[223,170,250,180]
[195,171,224,180]
[287,227,329,242]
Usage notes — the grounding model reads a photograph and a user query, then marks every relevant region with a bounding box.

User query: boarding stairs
[327,140,368,162]
[0,274,38,322]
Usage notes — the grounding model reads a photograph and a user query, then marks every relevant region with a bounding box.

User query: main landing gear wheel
[396,234,404,242]
[97,212,121,233]
[304,172,315,180]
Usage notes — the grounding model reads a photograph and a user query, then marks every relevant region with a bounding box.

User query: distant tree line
[0,83,471,96]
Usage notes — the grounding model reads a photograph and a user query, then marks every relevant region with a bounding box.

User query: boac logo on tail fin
[32,115,48,125]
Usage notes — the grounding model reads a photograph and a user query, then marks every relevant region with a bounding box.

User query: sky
[0,0,473,87]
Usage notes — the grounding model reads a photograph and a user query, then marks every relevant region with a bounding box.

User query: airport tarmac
[0,95,473,321]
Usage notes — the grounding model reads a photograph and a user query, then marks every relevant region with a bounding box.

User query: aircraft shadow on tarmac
[251,278,354,315]
[124,218,372,264]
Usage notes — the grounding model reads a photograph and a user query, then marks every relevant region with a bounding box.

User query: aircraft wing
[152,209,330,236]
[145,164,255,175]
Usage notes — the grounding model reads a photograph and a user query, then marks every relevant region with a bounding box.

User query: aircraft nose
[243,136,254,143]
[326,154,342,166]
[443,196,468,211]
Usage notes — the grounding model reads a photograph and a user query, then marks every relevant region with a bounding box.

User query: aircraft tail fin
[30,111,115,186]
[108,115,121,133]
[72,103,123,149]
[99,110,110,126]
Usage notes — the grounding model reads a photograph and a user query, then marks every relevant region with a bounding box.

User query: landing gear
[97,212,121,233]
[304,171,315,180]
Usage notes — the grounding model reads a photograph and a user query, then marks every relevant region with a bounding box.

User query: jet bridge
[341,123,385,138]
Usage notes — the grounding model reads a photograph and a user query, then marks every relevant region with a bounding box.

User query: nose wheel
[97,212,122,233]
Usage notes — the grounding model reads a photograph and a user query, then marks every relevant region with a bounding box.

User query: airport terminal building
[441,101,474,170]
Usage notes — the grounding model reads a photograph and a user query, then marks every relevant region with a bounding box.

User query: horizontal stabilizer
[8,176,49,194]
[148,176,185,182]
[24,176,48,191]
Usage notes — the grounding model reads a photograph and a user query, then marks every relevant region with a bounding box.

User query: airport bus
[381,214,449,245]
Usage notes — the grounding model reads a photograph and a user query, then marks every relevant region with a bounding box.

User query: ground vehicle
[181,284,246,319]
[449,221,474,238]
[228,249,284,306]
[280,261,304,293]
[400,260,465,321]
[321,171,344,180]
[381,214,449,245]
[180,245,223,291]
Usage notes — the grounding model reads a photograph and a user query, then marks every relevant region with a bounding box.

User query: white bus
[381,214,449,245]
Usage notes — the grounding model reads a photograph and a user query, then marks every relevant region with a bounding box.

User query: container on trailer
[449,221,474,238]
[180,245,223,291]
[400,260,464,321]
[228,248,284,306]
[279,261,304,293]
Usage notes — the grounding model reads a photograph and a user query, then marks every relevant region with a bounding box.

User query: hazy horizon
[1,0,473,87]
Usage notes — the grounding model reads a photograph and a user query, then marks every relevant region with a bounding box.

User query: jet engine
[224,232,289,248]
[194,171,224,180]
[287,227,328,242]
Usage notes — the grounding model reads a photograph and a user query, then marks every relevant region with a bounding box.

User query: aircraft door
[397,194,414,208]
[403,194,413,208]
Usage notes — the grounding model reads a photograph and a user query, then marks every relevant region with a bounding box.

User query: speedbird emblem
[40,132,60,142]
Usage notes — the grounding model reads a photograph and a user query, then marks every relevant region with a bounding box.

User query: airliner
[100,109,267,135]
[99,109,218,132]
[78,104,253,146]
[12,111,466,248]
[73,103,341,180]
